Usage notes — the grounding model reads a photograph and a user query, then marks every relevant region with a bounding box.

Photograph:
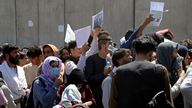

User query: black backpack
[25,77,46,108]
[147,91,174,108]
[147,65,174,108]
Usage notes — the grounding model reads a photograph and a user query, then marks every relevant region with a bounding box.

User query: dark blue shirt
[120,28,139,49]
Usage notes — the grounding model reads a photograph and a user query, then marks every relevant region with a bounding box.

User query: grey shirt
[180,63,192,108]
[102,67,117,108]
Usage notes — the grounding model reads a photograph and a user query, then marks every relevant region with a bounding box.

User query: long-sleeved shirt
[23,63,38,87]
[0,88,8,106]
[180,63,192,108]
[171,77,183,99]
[102,67,117,108]
[85,54,106,85]
[0,85,16,108]
[84,53,107,108]
[0,61,27,100]
[65,38,98,75]
[33,78,57,108]
[120,29,138,49]
[109,61,173,108]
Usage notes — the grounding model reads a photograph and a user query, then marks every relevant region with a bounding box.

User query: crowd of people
[0,15,192,108]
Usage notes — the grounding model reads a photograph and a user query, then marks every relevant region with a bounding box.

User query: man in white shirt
[180,49,192,108]
[65,30,99,75]
[0,44,28,107]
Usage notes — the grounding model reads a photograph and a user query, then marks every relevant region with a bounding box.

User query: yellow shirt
[23,63,38,88]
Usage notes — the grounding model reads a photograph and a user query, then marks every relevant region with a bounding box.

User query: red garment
[156,28,174,40]
[80,84,96,105]
[57,84,96,106]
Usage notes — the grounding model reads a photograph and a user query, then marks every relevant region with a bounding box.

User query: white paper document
[120,37,125,45]
[92,9,104,30]
[65,24,76,43]
[150,2,164,26]
[58,25,64,33]
[28,20,33,27]
[74,26,91,48]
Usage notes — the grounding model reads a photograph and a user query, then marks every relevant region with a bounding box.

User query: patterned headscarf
[41,56,62,84]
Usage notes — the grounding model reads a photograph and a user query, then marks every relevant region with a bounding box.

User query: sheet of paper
[58,25,64,33]
[150,2,164,26]
[120,37,125,45]
[151,2,164,11]
[65,24,76,43]
[74,26,91,48]
[92,9,104,30]
[28,20,33,27]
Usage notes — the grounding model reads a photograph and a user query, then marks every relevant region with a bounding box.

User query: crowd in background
[0,15,192,108]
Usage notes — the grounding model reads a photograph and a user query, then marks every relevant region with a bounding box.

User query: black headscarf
[67,68,87,85]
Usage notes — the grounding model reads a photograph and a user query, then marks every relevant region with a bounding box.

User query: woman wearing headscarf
[38,44,65,86]
[33,56,62,108]
[157,42,184,85]
[56,69,96,108]
[157,42,186,108]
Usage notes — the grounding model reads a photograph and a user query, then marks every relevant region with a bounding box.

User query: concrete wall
[38,0,65,48]
[0,0,191,48]
[0,0,16,44]
[16,0,39,47]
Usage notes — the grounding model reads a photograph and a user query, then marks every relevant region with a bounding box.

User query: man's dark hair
[112,49,128,67]
[68,41,77,53]
[42,45,51,51]
[27,47,42,58]
[2,43,19,57]
[98,34,112,50]
[180,39,192,49]
[146,33,164,47]
[132,35,156,54]
[125,30,133,40]
[188,49,192,58]
[19,51,27,59]
[59,46,69,56]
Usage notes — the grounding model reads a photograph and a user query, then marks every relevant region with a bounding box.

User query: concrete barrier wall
[16,0,39,47]
[0,0,16,44]
[38,0,65,48]
[0,0,191,48]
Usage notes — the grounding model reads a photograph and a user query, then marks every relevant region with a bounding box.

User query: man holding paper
[85,33,113,108]
[121,15,153,49]
[65,26,99,75]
